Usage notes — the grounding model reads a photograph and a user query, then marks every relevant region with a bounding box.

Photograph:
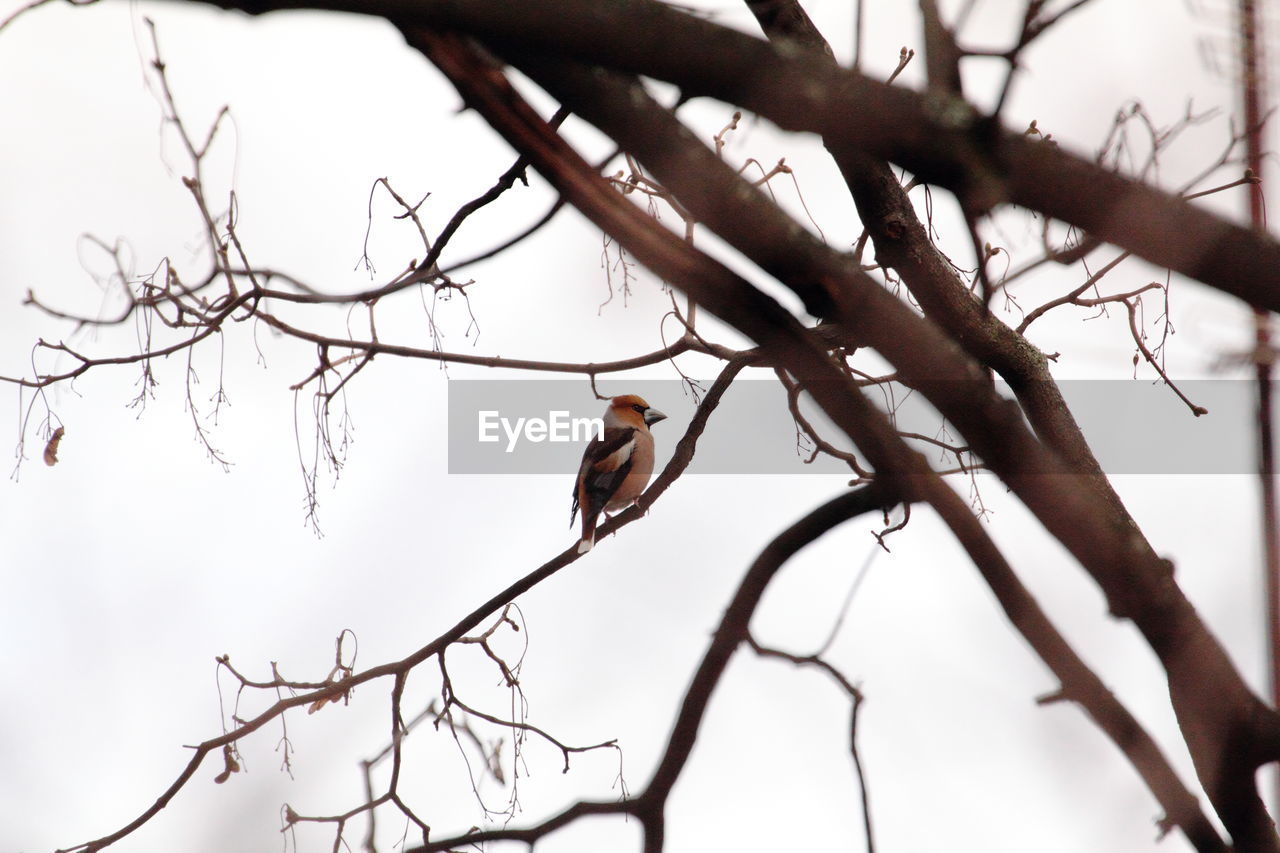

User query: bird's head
[605,394,667,430]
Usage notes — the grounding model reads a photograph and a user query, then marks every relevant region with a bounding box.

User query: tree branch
[413,485,897,852]
[56,349,747,853]
[415,31,1276,848]
[177,0,1280,314]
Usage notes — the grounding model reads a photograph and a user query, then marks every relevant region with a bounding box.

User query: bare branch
[55,351,746,853]
[413,32,1261,846]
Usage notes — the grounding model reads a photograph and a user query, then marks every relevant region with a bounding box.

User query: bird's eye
[633,404,646,413]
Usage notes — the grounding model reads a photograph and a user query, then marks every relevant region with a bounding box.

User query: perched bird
[570,394,667,553]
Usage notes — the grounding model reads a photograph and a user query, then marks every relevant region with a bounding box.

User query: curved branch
[636,486,892,803]
[257,310,700,378]
[414,485,896,852]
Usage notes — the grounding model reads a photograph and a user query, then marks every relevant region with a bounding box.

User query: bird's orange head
[605,394,667,429]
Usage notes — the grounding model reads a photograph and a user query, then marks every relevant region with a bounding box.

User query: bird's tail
[577,513,597,553]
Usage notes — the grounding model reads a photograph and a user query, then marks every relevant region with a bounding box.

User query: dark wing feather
[570,427,637,525]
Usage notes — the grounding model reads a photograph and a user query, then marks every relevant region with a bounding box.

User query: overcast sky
[0,1,1274,852]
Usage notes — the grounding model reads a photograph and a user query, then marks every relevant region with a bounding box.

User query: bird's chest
[604,432,655,510]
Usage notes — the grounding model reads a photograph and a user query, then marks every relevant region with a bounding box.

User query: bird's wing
[570,427,638,524]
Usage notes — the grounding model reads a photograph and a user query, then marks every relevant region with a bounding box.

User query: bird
[570,394,667,553]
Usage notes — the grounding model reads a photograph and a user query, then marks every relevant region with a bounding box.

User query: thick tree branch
[507,54,1279,847]
[182,0,1280,315]
[32,3,1278,850]
[405,31,1279,847]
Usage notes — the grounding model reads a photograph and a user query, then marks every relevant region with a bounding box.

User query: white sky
[0,1,1274,852]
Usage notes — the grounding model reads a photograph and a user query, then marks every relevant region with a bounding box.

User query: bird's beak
[644,408,667,426]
